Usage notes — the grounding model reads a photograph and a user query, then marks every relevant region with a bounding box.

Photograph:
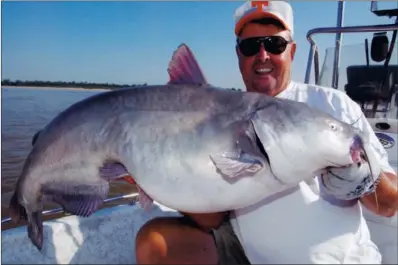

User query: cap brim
[235,10,290,36]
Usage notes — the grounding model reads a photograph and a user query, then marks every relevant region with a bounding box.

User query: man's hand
[320,159,398,218]
[320,158,382,201]
[360,171,398,217]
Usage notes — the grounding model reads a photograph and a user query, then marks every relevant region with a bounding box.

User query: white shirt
[230,81,396,264]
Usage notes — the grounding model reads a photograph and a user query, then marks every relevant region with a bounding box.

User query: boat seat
[344,65,398,104]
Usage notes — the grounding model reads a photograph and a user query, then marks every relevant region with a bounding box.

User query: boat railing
[1,192,139,224]
[304,23,398,88]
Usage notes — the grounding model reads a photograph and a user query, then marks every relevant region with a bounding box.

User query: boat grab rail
[1,192,139,224]
[304,23,398,87]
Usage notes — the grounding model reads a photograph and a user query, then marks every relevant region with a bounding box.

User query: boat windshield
[317,41,398,119]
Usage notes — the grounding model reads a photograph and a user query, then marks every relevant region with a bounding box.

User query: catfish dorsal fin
[167,43,208,86]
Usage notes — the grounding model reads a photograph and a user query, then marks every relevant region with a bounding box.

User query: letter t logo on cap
[251,1,269,11]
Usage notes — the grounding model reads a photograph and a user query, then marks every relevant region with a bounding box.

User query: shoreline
[1,85,112,92]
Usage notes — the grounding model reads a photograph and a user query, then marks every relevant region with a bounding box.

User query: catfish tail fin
[27,211,44,251]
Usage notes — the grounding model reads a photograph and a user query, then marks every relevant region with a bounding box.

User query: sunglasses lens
[264,36,288,54]
[238,36,289,56]
[238,38,261,57]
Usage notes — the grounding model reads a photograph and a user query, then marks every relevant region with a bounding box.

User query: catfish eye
[328,121,339,131]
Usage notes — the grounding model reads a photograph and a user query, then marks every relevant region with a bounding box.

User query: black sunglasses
[237,36,292,57]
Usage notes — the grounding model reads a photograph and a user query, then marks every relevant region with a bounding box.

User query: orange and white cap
[234,1,294,37]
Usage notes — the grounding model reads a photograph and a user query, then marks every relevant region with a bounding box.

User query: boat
[1,1,397,264]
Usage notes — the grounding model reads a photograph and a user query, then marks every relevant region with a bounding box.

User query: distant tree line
[1,79,242,91]
[1,79,147,90]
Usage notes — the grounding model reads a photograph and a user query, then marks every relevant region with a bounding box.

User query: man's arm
[351,112,397,217]
[360,171,398,217]
[328,91,398,217]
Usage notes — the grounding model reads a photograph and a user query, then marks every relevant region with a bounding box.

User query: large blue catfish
[9,44,378,251]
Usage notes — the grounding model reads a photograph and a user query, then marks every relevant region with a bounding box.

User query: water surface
[1,87,137,225]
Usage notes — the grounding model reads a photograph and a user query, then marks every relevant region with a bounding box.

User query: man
[135,1,398,264]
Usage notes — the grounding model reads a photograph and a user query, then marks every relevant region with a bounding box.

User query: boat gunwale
[1,192,139,224]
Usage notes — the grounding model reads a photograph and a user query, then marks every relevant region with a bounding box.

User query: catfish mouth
[326,134,368,170]
[350,135,367,166]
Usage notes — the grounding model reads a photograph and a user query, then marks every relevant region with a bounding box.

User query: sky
[1,1,397,89]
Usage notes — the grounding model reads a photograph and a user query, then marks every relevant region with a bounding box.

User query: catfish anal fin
[51,194,104,217]
[167,43,208,86]
[42,182,109,217]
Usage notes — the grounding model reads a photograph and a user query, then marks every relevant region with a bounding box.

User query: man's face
[236,22,296,96]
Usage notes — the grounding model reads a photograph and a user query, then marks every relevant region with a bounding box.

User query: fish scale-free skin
[20,85,274,212]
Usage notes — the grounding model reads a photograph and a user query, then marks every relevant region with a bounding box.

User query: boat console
[344,34,398,117]
[345,65,398,109]
[344,1,398,119]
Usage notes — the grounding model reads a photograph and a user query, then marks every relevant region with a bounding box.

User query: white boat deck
[2,200,397,264]
[1,203,181,264]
